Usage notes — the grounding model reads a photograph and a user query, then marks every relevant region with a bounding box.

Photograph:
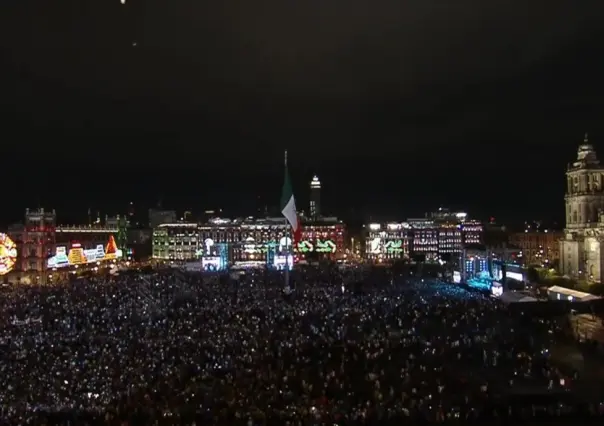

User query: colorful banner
[241,238,337,254]
[48,235,122,268]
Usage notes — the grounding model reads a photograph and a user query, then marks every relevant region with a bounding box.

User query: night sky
[1,1,603,226]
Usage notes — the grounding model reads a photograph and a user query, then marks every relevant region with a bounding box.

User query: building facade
[364,222,410,262]
[7,208,56,276]
[509,229,563,267]
[407,218,439,260]
[152,217,346,264]
[560,135,604,282]
[405,210,483,261]
[152,223,200,260]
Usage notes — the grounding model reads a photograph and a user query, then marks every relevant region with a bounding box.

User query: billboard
[47,235,122,268]
[0,233,17,276]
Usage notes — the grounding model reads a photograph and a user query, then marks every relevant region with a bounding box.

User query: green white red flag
[280,155,302,243]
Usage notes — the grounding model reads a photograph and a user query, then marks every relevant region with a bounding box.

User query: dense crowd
[1,265,603,424]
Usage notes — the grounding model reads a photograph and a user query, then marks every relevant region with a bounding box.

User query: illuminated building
[407,209,483,260]
[152,223,199,260]
[7,208,57,281]
[200,216,344,264]
[509,229,562,267]
[300,217,345,261]
[560,134,604,282]
[431,209,464,256]
[461,219,483,245]
[152,217,346,265]
[364,222,410,262]
[47,234,123,270]
[407,218,439,260]
[50,223,125,268]
[310,175,321,219]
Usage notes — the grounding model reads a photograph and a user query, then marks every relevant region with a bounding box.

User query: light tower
[310,175,321,219]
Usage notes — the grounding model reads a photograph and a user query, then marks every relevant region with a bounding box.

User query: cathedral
[560,134,604,282]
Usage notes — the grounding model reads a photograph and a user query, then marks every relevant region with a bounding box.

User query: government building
[560,134,604,282]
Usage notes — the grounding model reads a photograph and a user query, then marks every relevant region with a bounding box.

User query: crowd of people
[1,265,603,424]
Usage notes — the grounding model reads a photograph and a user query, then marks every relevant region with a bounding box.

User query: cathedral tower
[560,134,604,281]
[565,134,604,227]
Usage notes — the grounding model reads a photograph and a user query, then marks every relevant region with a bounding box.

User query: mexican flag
[280,162,302,243]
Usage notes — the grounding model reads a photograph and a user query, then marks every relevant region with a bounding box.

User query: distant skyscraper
[310,175,321,219]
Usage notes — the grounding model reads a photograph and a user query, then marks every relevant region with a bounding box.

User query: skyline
[0,135,600,226]
[1,1,603,225]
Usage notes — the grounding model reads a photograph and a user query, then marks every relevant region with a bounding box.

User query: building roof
[547,285,601,300]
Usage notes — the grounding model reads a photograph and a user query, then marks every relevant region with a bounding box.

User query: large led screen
[273,255,294,271]
[202,256,225,271]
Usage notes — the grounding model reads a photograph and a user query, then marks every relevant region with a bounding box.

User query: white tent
[500,291,538,304]
[547,285,601,302]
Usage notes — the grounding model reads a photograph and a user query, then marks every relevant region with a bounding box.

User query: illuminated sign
[0,233,17,276]
[384,240,403,253]
[239,239,336,254]
[314,239,336,253]
[297,240,314,252]
[47,235,122,268]
[296,239,336,253]
[453,271,461,284]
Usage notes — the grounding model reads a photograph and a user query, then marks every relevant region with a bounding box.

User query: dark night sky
[1,1,603,226]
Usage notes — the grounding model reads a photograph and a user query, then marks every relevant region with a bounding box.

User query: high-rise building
[560,134,604,282]
[310,175,321,219]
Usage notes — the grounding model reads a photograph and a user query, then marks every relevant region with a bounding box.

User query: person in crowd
[0,266,601,424]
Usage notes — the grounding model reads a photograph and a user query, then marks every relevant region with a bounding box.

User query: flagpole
[284,150,291,292]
